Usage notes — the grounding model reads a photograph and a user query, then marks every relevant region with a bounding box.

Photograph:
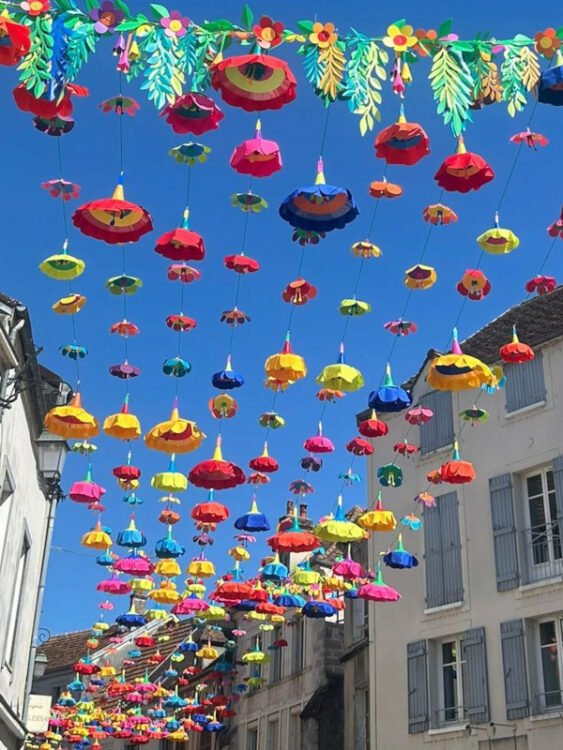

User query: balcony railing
[521,522,563,584]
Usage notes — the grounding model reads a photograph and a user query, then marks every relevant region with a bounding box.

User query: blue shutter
[505,354,546,412]
[552,455,563,528]
[461,627,490,724]
[500,619,530,720]
[439,492,464,605]
[419,391,454,454]
[407,640,429,733]
[489,474,520,591]
[423,505,444,608]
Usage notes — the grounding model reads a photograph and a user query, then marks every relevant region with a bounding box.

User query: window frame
[246,724,259,750]
[3,529,31,670]
[270,626,283,683]
[0,461,15,576]
[436,636,466,727]
[290,617,305,674]
[523,468,562,581]
[288,708,301,750]
[504,354,546,414]
[536,616,563,712]
[266,715,279,750]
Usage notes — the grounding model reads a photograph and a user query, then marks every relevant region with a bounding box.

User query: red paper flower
[166,314,197,331]
[154,211,205,261]
[230,119,282,177]
[211,54,297,113]
[525,275,556,295]
[190,499,230,523]
[20,0,50,16]
[374,113,430,166]
[346,437,374,456]
[110,320,140,336]
[456,269,491,301]
[499,328,535,363]
[434,136,494,193]
[188,437,245,490]
[393,441,419,457]
[282,278,317,305]
[13,82,89,119]
[253,16,284,49]
[547,207,563,238]
[248,443,279,473]
[224,253,260,273]
[161,92,224,135]
[0,17,31,66]
[422,203,457,225]
[358,411,388,438]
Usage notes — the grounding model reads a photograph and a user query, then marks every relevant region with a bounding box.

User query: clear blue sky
[0,0,560,634]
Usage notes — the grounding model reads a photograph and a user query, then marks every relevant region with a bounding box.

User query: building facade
[0,294,69,750]
[350,289,563,750]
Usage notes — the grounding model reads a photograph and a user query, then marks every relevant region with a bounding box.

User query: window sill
[427,724,468,736]
[418,443,454,462]
[505,400,546,419]
[529,711,563,722]
[424,601,464,616]
[516,577,563,597]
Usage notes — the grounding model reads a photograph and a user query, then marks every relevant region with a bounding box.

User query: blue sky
[0,0,560,634]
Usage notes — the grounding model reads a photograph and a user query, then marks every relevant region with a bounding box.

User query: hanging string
[56,138,69,238]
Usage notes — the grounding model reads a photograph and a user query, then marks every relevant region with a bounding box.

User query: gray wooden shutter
[552,455,563,528]
[419,391,454,454]
[489,474,520,590]
[439,492,464,605]
[500,619,530,720]
[461,627,490,724]
[407,640,429,733]
[505,354,546,412]
[423,504,444,608]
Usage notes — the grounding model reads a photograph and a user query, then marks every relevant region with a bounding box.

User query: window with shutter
[505,354,546,413]
[407,640,429,733]
[423,492,463,608]
[489,474,520,590]
[500,620,530,719]
[419,391,454,454]
[461,627,490,724]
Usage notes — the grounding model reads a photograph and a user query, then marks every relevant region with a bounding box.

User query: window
[423,492,463,608]
[0,466,14,570]
[524,470,562,581]
[419,391,454,454]
[290,618,305,673]
[505,355,545,413]
[351,597,368,642]
[538,618,563,709]
[199,732,212,750]
[270,627,282,683]
[266,717,279,750]
[353,688,369,749]
[439,639,466,724]
[288,709,301,750]
[4,533,30,667]
[246,725,258,750]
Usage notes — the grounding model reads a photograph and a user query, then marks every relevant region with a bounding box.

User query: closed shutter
[489,474,520,590]
[439,492,464,605]
[423,493,463,608]
[407,640,429,733]
[461,627,490,724]
[419,391,454,454]
[500,620,530,720]
[505,354,546,412]
[552,455,563,528]
[423,504,444,608]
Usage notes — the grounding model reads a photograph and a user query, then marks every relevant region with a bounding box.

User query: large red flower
[211,54,297,112]
[13,82,89,118]
[434,136,494,193]
[0,17,31,66]
[374,116,430,166]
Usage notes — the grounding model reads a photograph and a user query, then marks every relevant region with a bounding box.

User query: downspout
[23,488,57,722]
[0,317,25,427]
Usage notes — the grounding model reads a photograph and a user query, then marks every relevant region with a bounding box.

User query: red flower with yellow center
[253,16,284,49]
[534,28,562,58]
[20,0,50,15]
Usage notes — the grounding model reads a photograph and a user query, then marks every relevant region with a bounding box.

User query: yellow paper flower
[383,23,417,53]
[309,21,337,49]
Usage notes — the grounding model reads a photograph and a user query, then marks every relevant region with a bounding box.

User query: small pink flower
[161,10,189,39]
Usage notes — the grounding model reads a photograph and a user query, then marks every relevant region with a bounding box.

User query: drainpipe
[22,487,57,722]
[0,317,25,427]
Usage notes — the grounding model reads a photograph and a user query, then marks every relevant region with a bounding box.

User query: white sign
[27,694,52,733]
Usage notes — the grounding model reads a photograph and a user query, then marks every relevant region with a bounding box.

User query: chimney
[286,499,294,516]
[299,503,307,519]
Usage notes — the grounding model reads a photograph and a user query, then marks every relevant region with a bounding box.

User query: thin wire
[118,72,124,173]
[318,105,332,157]
[56,139,68,237]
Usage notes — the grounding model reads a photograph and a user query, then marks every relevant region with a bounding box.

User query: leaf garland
[429,47,474,136]
[301,43,324,90]
[470,49,502,105]
[64,17,97,82]
[18,15,53,98]
[140,27,185,109]
[500,45,534,117]
[342,36,387,135]
[318,41,346,101]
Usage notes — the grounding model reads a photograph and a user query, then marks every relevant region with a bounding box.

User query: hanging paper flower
[231,191,268,213]
[282,278,317,305]
[534,28,562,58]
[350,240,382,258]
[404,264,436,290]
[41,179,80,201]
[90,1,124,34]
[161,10,190,38]
[374,107,430,166]
[368,179,402,199]
[100,96,140,116]
[13,82,89,119]
[384,319,417,336]
[456,269,491,301]
[309,21,337,48]
[169,142,211,165]
[525,275,556,295]
[426,329,495,392]
[510,128,548,149]
[383,23,417,53]
[154,210,205,261]
[253,16,284,50]
[224,253,260,274]
[538,56,563,106]
[422,204,457,225]
[20,0,50,15]
[33,114,75,136]
[413,28,438,56]
[211,54,297,112]
[499,327,535,364]
[167,263,201,283]
[161,92,224,136]
[230,120,282,178]
[548,207,563,238]
[434,136,494,193]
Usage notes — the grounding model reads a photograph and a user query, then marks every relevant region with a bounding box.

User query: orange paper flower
[309,22,337,49]
[534,28,562,58]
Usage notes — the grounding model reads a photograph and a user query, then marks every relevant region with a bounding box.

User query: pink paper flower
[161,10,190,38]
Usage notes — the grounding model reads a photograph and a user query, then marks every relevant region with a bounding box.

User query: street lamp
[35,431,68,500]
[33,652,48,679]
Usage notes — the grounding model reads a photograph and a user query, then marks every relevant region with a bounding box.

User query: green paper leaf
[84,0,99,10]
[429,47,474,136]
[296,20,314,34]
[241,4,253,30]
[437,19,453,39]
[200,19,236,32]
[149,4,169,20]
[556,27,563,40]
[390,18,406,29]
